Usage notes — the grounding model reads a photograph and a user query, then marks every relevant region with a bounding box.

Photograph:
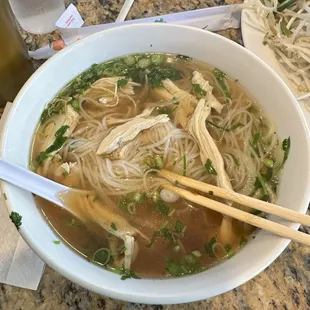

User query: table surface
[1,0,310,309]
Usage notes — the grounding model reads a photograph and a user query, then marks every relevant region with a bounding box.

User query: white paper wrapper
[0,102,45,290]
[29,4,241,60]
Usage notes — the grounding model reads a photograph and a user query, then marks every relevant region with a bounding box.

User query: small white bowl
[1,24,310,304]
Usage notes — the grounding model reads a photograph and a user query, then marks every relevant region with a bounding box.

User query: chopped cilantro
[156,199,170,216]
[174,220,183,232]
[9,211,22,230]
[166,254,203,277]
[117,78,128,88]
[36,125,69,164]
[146,220,185,248]
[204,236,216,257]
[192,84,206,99]
[205,159,217,175]
[120,265,141,280]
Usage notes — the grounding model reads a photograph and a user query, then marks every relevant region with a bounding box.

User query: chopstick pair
[159,169,310,246]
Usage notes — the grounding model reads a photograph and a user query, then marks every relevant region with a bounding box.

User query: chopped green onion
[127,202,136,215]
[263,158,274,168]
[137,58,151,68]
[191,250,202,258]
[111,223,117,231]
[277,0,295,12]
[124,55,136,65]
[3,193,7,200]
[53,240,61,245]
[205,159,217,175]
[155,155,164,169]
[212,68,231,99]
[69,98,80,112]
[282,137,290,166]
[173,245,181,252]
[151,54,165,65]
[154,18,166,23]
[206,120,244,132]
[93,248,111,266]
[156,199,170,216]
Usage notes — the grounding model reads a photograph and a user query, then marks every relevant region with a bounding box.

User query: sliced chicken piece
[192,71,223,114]
[162,79,197,128]
[58,191,148,269]
[187,99,231,190]
[150,87,174,101]
[84,77,140,107]
[97,113,169,155]
[187,99,235,243]
[39,105,80,154]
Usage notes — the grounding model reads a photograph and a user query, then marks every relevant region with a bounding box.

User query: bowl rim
[1,23,310,304]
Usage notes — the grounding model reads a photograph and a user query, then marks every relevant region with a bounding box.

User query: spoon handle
[0,158,68,207]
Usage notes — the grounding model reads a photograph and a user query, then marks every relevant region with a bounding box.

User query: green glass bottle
[0,0,34,107]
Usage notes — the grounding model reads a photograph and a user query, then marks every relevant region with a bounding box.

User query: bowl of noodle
[1,24,310,304]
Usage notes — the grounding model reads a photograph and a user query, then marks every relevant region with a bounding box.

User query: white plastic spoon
[0,158,69,208]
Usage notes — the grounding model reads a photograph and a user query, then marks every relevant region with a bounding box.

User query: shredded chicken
[97,112,169,155]
[192,71,224,114]
[83,77,140,107]
[162,79,197,128]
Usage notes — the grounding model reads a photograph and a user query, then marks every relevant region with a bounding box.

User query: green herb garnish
[40,100,65,124]
[3,193,7,200]
[53,240,61,245]
[205,159,217,175]
[69,98,80,112]
[111,223,117,231]
[120,265,141,280]
[282,137,290,166]
[156,199,170,216]
[117,78,128,88]
[192,84,206,99]
[224,244,232,252]
[36,125,69,164]
[9,211,22,230]
[212,68,231,99]
[166,254,203,277]
[206,120,244,132]
[154,18,166,23]
[204,237,216,257]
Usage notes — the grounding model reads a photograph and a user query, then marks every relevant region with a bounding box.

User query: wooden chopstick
[159,169,310,227]
[163,183,310,246]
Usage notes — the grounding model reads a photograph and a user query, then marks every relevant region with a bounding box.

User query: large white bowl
[1,24,310,304]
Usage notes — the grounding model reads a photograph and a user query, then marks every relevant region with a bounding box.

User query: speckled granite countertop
[1,0,310,309]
